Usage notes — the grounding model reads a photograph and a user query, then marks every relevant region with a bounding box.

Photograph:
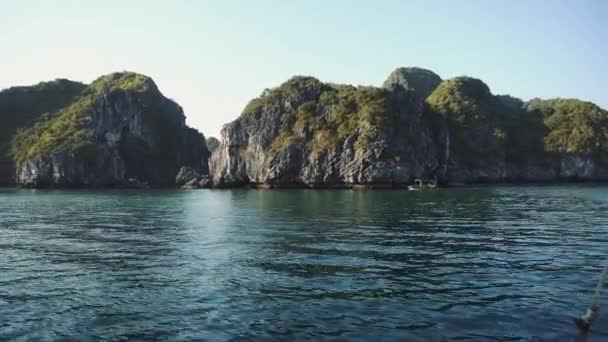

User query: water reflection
[0,186,607,341]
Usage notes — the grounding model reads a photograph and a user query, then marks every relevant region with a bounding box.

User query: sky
[1,0,607,137]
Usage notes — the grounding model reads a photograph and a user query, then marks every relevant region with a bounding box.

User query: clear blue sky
[1,0,607,137]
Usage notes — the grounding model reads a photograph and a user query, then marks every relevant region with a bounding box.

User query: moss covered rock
[211,75,438,187]
[213,68,608,187]
[0,79,86,184]
[10,72,209,188]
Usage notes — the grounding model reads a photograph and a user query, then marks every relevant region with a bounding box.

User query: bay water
[1,186,607,341]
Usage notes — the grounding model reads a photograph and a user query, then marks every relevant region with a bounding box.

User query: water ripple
[0,186,607,341]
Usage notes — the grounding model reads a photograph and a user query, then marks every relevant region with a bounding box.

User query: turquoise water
[0,186,607,341]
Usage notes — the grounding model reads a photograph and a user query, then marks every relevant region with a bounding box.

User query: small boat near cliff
[408,178,438,191]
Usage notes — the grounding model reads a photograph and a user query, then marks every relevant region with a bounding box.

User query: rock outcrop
[176,166,202,186]
[210,75,439,188]
[0,79,87,185]
[3,67,607,189]
[211,68,608,187]
[11,72,209,188]
[383,67,442,98]
[206,137,220,154]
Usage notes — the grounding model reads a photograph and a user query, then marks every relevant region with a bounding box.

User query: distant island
[1,67,607,189]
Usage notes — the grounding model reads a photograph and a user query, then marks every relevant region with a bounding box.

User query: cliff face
[0,79,86,185]
[3,68,606,189]
[211,68,608,187]
[211,75,438,187]
[11,72,209,188]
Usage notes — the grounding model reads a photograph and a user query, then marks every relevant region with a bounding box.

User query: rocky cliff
[8,72,209,188]
[211,68,608,187]
[0,79,86,185]
[426,77,608,183]
[3,68,606,189]
[210,75,441,188]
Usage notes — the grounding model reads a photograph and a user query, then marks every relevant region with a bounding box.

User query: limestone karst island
[2,2,607,341]
[1,68,607,189]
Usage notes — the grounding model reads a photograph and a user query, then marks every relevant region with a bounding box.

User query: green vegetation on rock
[425,76,608,168]
[0,79,86,160]
[425,77,551,166]
[88,72,157,95]
[253,78,395,158]
[268,130,298,156]
[213,69,608,170]
[528,99,608,155]
[9,72,171,165]
[242,76,326,117]
[5,67,608,187]
[426,77,508,164]
[322,85,391,151]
